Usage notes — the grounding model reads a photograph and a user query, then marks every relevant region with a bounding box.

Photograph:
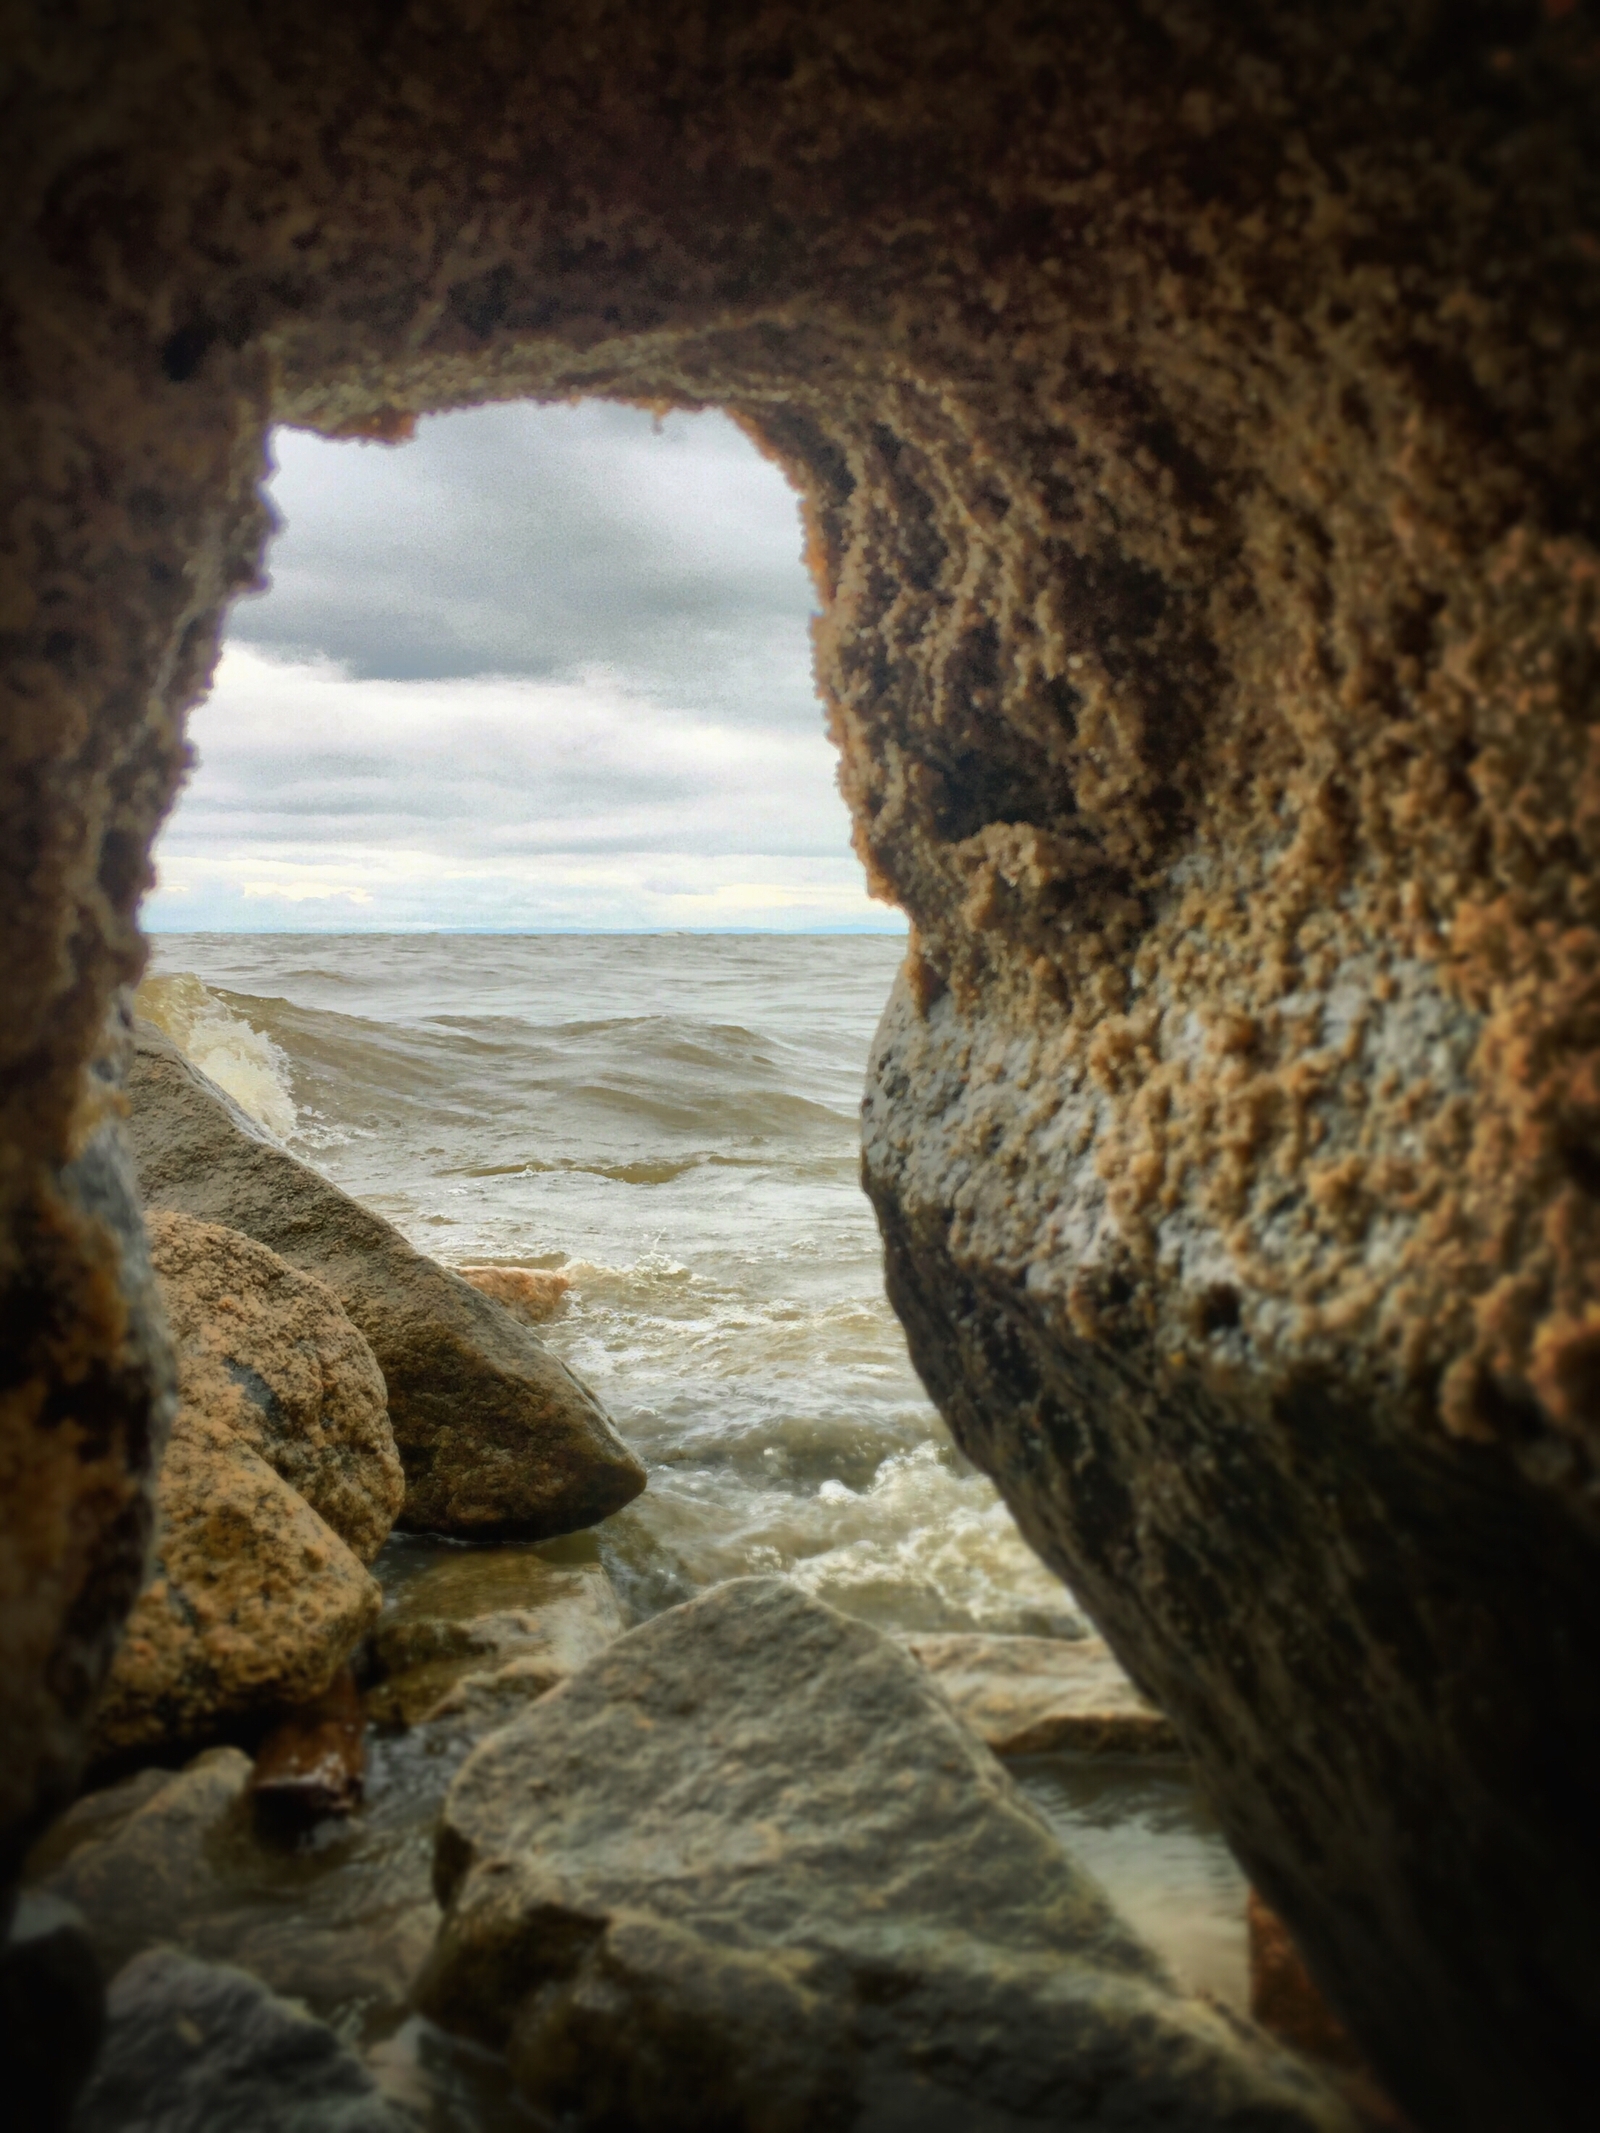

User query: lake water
[139,931,1081,1639]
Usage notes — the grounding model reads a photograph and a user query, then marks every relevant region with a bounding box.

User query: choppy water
[139,932,1081,1638]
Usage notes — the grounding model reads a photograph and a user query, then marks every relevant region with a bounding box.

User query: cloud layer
[147,402,897,933]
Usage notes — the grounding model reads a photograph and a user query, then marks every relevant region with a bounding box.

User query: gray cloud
[149,402,897,933]
[235,400,820,722]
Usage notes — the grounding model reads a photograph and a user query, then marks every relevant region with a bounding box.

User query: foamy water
[138,934,1081,1637]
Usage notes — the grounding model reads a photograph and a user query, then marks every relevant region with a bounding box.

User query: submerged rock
[899,1631,1179,1756]
[74,1946,410,2133]
[420,1578,1351,2131]
[147,1210,402,1563]
[368,1546,625,1728]
[126,1019,645,1536]
[459,1263,571,1324]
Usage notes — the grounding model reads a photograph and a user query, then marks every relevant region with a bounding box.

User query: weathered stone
[32,1745,437,2028]
[0,1023,177,1884]
[4,11,1599,2126]
[0,1892,105,2133]
[249,1667,366,1824]
[73,1947,410,2133]
[147,1210,402,1563]
[91,1396,380,1757]
[459,1264,571,1325]
[38,1750,254,1984]
[420,1579,1349,2131]
[899,1631,1179,1756]
[127,1020,644,1537]
[368,1548,624,1729]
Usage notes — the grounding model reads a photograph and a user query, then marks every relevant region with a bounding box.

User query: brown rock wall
[1,5,1597,2125]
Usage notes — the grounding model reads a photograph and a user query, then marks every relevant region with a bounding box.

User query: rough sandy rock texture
[75,1947,411,2133]
[91,1394,380,1755]
[92,1209,390,1753]
[128,1020,645,1535]
[899,1631,1180,1756]
[1,5,1598,2125]
[421,1579,1348,2133]
[147,1210,403,1563]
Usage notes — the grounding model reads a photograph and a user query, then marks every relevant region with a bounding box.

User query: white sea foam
[133,972,299,1141]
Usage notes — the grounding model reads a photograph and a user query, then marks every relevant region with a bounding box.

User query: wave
[134,972,298,1140]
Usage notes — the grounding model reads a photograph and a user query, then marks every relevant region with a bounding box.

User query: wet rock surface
[127,1020,645,1537]
[73,1946,410,2133]
[250,1668,368,1825]
[458,1264,571,1325]
[368,1541,625,1729]
[899,1631,1178,1756]
[421,1578,1349,2131]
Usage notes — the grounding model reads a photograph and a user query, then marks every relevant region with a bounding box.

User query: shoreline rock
[898,1630,1181,1756]
[92,1213,395,1758]
[126,1019,645,1538]
[74,1947,411,2133]
[420,1578,1351,2130]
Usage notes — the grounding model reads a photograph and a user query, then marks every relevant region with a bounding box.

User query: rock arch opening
[4,6,1599,2128]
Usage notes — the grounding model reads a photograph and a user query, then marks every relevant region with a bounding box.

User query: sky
[145,399,901,933]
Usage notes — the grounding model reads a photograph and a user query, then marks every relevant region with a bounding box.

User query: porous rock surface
[147,1210,402,1563]
[127,1019,645,1536]
[420,1578,1349,2132]
[73,1945,410,2133]
[2,7,1597,2127]
[93,1211,392,1754]
[898,1631,1179,1756]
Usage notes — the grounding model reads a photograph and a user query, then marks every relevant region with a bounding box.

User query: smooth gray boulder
[419,1578,1351,2132]
[73,1947,409,2133]
[125,1016,645,1537]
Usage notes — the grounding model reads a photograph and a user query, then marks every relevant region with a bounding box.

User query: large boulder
[73,1947,410,2133]
[419,1578,1349,2132]
[126,1019,645,1537]
[145,1210,401,1561]
[90,1210,391,1753]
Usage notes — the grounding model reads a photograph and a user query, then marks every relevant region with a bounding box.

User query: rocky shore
[1,1018,1365,2129]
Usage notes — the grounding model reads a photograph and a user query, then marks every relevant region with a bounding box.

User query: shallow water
[139,933,1079,1636]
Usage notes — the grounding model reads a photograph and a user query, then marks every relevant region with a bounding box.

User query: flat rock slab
[126,1018,645,1537]
[899,1632,1180,1755]
[420,1577,1351,2132]
[73,1947,410,2133]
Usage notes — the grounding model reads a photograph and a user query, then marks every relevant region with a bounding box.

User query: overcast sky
[145,400,900,932]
